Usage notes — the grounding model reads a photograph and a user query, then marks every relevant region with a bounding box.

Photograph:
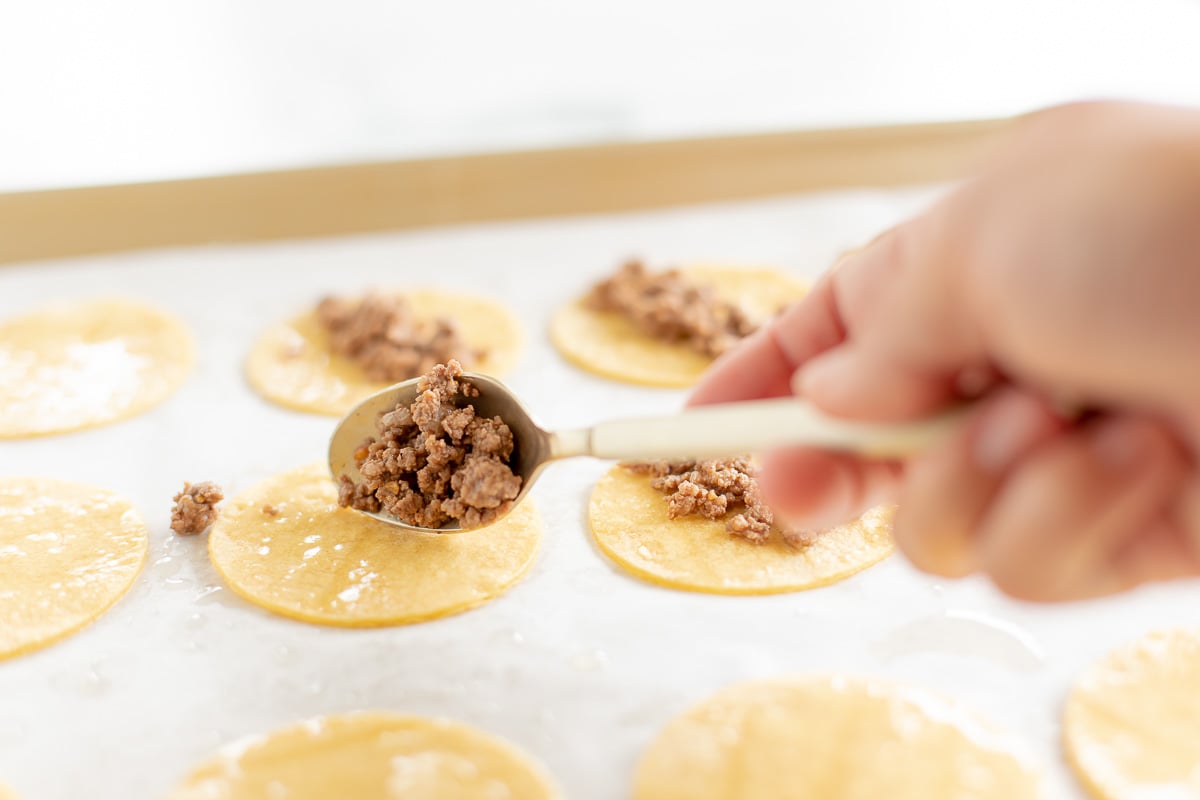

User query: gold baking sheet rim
[0,118,1011,265]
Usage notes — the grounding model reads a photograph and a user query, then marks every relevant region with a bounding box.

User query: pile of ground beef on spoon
[338,360,522,529]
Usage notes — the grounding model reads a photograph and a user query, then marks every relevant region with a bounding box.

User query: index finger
[687,273,845,407]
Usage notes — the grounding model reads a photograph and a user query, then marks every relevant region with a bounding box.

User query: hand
[690,101,1200,602]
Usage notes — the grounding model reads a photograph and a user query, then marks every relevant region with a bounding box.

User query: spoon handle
[551,397,969,461]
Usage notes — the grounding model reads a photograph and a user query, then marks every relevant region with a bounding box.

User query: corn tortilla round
[245,290,522,416]
[208,463,542,627]
[588,464,893,595]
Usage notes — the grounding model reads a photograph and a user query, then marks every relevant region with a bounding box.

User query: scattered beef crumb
[261,504,279,516]
[583,260,757,358]
[337,360,522,529]
[170,481,224,536]
[315,290,484,382]
[624,458,814,548]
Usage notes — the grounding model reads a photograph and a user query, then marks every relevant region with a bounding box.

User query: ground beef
[170,481,224,536]
[624,458,815,548]
[315,291,484,382]
[583,260,757,358]
[338,360,522,529]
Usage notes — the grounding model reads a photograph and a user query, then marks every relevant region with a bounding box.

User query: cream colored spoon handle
[550,397,968,461]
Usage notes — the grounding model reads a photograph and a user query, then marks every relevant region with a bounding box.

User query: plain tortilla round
[0,477,148,660]
[588,465,893,595]
[245,290,522,416]
[0,298,194,438]
[208,463,542,627]
[169,712,559,800]
[634,676,1046,800]
[1063,628,1200,799]
[549,265,806,387]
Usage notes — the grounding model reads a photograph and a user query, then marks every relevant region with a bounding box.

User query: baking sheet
[1,187,1197,800]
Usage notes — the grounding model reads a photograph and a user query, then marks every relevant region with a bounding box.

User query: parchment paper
[2,187,1195,799]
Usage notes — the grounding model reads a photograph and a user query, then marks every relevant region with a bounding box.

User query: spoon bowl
[328,372,558,534]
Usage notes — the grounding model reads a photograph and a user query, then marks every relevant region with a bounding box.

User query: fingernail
[972,394,1053,474]
[1090,420,1152,471]
[763,462,856,531]
[795,349,852,400]
[775,503,857,532]
[829,245,865,272]
[788,367,806,397]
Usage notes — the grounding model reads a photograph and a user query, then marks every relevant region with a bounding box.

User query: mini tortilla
[588,465,893,595]
[0,477,148,660]
[208,463,541,627]
[169,712,559,800]
[0,298,194,438]
[634,676,1045,800]
[1063,628,1200,800]
[549,264,806,387]
[245,290,522,416]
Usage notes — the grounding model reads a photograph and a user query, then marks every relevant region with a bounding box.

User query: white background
[1,187,1198,798]
[2,0,1200,191]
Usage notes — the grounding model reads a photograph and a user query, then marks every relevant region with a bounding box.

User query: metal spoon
[328,372,968,533]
